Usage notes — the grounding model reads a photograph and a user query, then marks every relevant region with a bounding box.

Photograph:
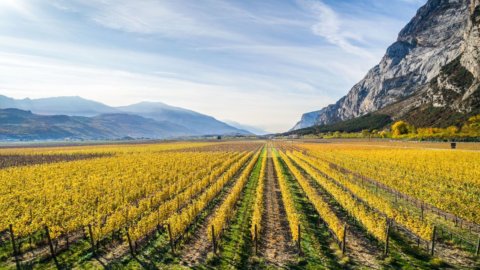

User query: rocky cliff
[379,0,480,127]
[292,0,472,130]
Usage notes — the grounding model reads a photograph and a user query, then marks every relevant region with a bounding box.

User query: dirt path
[342,219,382,269]
[259,148,295,267]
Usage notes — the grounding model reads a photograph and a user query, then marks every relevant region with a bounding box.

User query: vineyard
[0,140,479,269]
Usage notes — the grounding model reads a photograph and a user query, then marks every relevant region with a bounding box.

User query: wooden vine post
[211,225,217,254]
[475,235,479,257]
[298,224,303,255]
[9,224,20,270]
[167,223,175,254]
[430,226,437,256]
[342,223,347,255]
[254,224,258,255]
[384,220,391,256]
[88,224,96,256]
[45,226,60,269]
[125,227,135,257]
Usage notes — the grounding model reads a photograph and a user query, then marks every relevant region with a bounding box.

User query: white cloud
[298,0,377,59]
[53,0,246,42]
[0,0,33,17]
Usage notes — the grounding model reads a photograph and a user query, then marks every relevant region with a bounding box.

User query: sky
[0,0,426,133]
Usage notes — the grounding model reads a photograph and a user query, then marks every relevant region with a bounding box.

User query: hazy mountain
[0,95,251,137]
[118,102,252,135]
[223,120,269,135]
[292,0,477,130]
[0,108,192,140]
[0,95,119,116]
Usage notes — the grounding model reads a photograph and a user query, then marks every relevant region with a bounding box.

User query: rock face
[379,0,480,127]
[292,0,471,130]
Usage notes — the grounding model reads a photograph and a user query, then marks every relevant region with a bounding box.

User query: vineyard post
[298,224,303,255]
[430,226,437,256]
[167,223,175,254]
[342,223,347,255]
[475,235,479,257]
[66,233,70,250]
[45,226,60,269]
[254,224,258,255]
[88,224,96,256]
[157,207,161,234]
[421,204,424,221]
[384,220,390,256]
[125,227,135,257]
[211,225,217,254]
[9,224,20,270]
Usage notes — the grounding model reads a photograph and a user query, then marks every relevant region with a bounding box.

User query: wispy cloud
[297,0,377,59]
[52,0,248,42]
[0,0,35,18]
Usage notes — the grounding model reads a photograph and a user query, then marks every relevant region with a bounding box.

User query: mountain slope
[0,96,251,136]
[0,109,191,140]
[292,0,470,130]
[223,120,269,135]
[378,0,480,128]
[118,102,251,135]
[0,95,119,116]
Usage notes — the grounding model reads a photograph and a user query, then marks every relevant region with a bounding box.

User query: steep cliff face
[379,0,480,127]
[292,0,470,130]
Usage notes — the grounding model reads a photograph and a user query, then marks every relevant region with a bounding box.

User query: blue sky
[0,0,425,132]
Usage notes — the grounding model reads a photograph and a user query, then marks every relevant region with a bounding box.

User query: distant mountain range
[0,95,253,140]
[292,0,480,132]
[224,120,269,135]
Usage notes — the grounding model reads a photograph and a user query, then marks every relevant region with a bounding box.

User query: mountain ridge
[0,95,252,140]
[292,0,475,131]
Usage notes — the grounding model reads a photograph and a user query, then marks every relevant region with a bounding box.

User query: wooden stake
[45,226,60,269]
[167,223,175,254]
[125,227,135,257]
[254,224,258,255]
[384,220,390,256]
[88,224,96,256]
[298,224,302,255]
[66,233,70,250]
[475,235,479,257]
[9,224,20,270]
[342,223,347,255]
[431,226,437,256]
[211,225,217,254]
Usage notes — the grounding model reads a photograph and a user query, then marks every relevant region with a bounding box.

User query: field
[0,140,479,269]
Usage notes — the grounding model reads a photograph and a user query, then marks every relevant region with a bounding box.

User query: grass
[209,148,264,269]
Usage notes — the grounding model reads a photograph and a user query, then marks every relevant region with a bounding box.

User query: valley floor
[0,139,479,269]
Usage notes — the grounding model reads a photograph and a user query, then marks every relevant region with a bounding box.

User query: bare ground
[259,149,295,267]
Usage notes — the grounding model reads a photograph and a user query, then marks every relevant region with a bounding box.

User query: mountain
[0,96,251,137]
[0,108,192,140]
[379,0,480,128]
[292,0,477,130]
[223,120,269,135]
[0,95,118,116]
[118,102,251,135]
